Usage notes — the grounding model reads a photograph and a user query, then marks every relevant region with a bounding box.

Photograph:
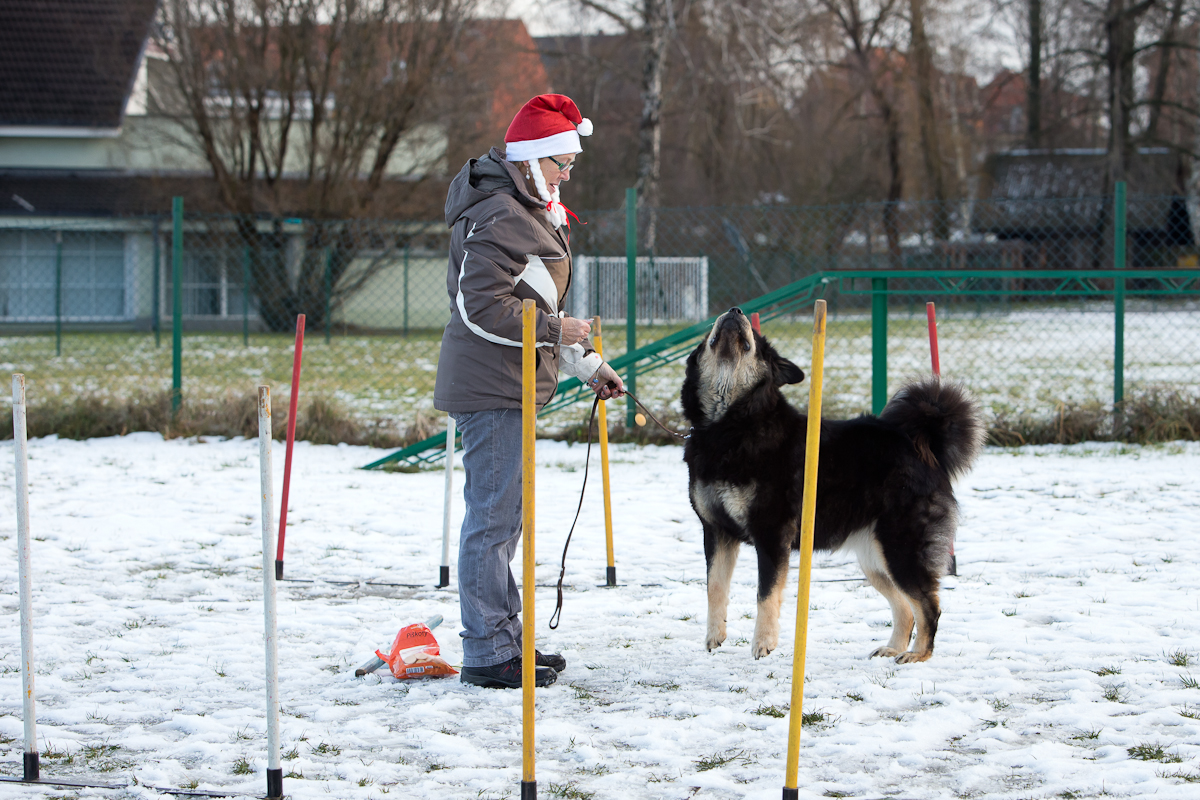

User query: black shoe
[535,650,566,673]
[460,655,557,689]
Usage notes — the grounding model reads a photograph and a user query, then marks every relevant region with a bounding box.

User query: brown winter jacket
[433,148,601,412]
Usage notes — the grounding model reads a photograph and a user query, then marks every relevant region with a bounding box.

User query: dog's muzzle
[710,308,751,353]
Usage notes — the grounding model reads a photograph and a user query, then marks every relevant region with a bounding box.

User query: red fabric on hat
[505,94,584,144]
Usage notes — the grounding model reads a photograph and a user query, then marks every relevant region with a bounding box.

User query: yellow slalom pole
[783,299,827,800]
[520,299,537,800]
[593,317,617,587]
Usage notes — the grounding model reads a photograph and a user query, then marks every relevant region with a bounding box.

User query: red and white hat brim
[505,129,583,162]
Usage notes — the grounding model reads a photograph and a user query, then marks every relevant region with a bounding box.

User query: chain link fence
[3,191,1199,444]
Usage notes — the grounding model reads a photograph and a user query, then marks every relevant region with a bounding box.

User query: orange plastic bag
[375,622,458,680]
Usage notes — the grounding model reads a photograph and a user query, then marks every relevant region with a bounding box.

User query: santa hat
[504,94,592,163]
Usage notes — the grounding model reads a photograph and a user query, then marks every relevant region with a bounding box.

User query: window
[0,231,127,321]
[179,245,253,317]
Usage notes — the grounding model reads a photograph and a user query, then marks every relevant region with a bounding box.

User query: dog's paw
[870,646,903,659]
[894,650,932,664]
[752,642,775,659]
[705,622,726,652]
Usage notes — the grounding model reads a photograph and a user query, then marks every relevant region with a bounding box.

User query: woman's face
[538,153,575,190]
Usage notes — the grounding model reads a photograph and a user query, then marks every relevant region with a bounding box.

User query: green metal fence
[3,186,1199,447]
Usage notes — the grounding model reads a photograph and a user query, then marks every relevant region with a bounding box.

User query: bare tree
[572,0,680,219]
[908,0,948,237]
[1028,0,1043,145]
[820,0,908,264]
[1103,0,1158,186]
[155,0,476,330]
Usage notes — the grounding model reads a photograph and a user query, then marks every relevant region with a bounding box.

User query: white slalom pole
[12,374,38,782]
[257,387,282,800]
[438,416,455,588]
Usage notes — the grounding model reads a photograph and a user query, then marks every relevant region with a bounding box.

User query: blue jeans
[451,409,525,667]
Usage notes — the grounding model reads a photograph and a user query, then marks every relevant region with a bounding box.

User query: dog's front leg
[751,541,790,659]
[704,526,739,652]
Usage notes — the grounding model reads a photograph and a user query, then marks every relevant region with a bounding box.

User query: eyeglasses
[546,155,575,174]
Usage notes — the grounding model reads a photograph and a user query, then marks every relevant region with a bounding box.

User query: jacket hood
[445,147,543,227]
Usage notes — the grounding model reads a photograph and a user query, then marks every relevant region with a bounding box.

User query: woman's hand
[559,316,592,346]
[587,362,626,400]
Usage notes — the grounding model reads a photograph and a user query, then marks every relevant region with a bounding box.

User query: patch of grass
[752,704,787,718]
[1158,768,1200,783]
[2,389,431,449]
[182,779,200,789]
[802,709,835,727]
[1102,683,1128,703]
[312,742,341,756]
[283,747,300,760]
[284,769,305,780]
[81,743,119,760]
[635,679,680,691]
[1178,704,1200,719]
[1168,650,1191,668]
[1093,665,1122,676]
[845,692,864,702]
[1180,673,1200,690]
[988,390,1200,446]
[1127,742,1183,763]
[546,781,595,800]
[1071,727,1102,741]
[695,749,751,772]
[990,698,1011,711]
[232,757,254,775]
[42,744,73,763]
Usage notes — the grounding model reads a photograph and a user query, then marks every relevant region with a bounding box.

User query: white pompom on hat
[504,94,592,163]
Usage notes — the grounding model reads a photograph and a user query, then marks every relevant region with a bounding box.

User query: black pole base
[275,560,284,581]
[606,566,617,587]
[949,554,957,577]
[266,767,282,799]
[437,565,450,588]
[782,788,798,800]
[24,752,39,781]
[521,780,536,800]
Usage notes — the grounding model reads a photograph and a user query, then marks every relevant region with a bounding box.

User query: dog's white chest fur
[697,360,761,421]
[691,480,756,530]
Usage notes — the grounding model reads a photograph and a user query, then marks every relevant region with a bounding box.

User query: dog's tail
[880,378,985,480]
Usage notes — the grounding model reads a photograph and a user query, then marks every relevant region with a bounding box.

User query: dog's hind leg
[751,540,790,659]
[705,525,739,652]
[847,530,916,658]
[862,568,916,659]
[894,587,940,664]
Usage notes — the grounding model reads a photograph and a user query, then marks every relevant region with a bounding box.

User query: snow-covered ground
[2,434,1199,799]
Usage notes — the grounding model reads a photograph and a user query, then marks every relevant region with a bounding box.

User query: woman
[434,94,625,689]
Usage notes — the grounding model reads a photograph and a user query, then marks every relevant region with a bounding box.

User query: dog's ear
[773,356,805,386]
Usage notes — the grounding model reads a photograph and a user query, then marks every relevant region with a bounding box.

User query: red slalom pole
[926,302,940,376]
[750,311,760,335]
[276,314,305,580]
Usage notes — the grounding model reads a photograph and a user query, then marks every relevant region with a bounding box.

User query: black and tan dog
[681,307,984,663]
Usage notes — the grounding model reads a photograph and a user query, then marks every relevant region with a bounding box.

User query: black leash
[548,389,688,629]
